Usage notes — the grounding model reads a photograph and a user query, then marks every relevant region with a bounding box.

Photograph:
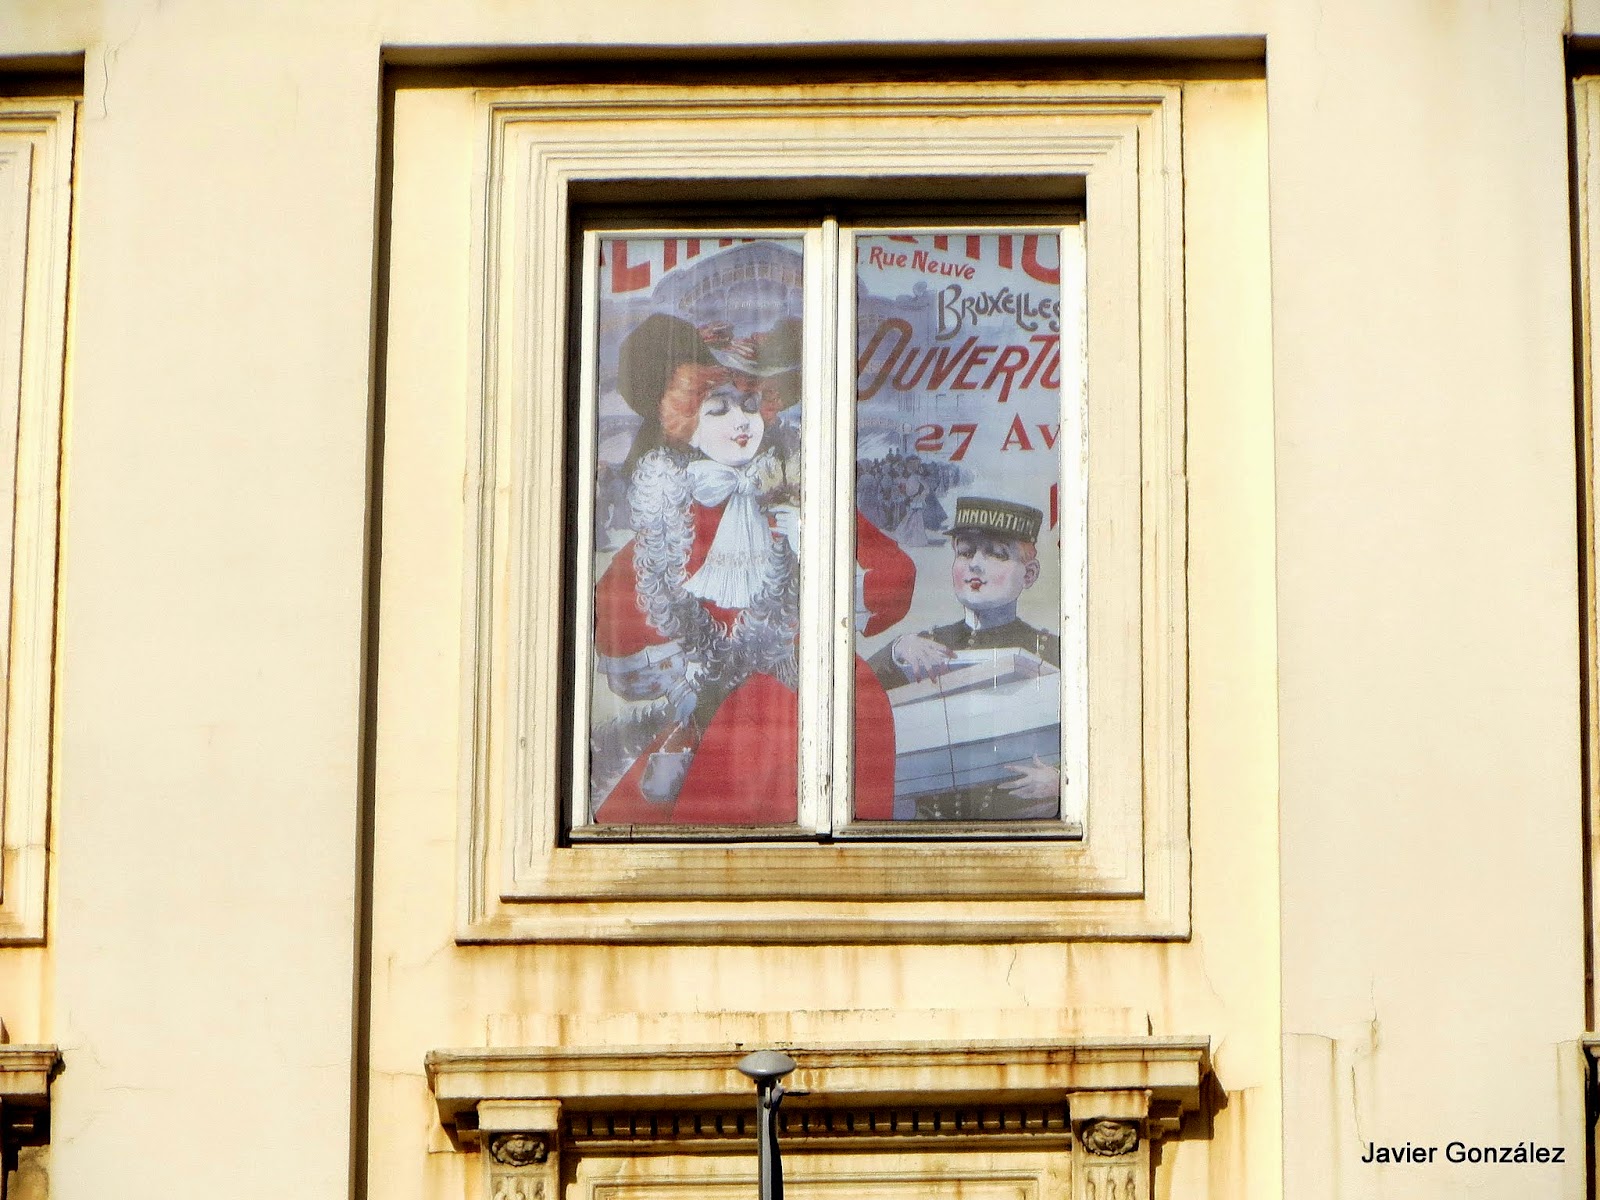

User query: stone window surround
[457,78,1190,944]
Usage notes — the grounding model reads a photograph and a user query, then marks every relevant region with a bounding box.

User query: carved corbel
[475,1099,562,1200]
[1067,1090,1164,1200]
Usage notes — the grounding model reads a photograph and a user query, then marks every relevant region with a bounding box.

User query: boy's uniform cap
[945,496,1044,543]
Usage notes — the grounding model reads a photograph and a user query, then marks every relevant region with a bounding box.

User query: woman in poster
[592,312,914,825]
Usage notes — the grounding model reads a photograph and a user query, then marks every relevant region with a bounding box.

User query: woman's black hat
[617,312,803,418]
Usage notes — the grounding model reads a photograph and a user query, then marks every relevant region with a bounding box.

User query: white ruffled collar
[683,454,782,608]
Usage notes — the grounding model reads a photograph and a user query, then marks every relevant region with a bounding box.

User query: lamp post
[737,1049,797,1200]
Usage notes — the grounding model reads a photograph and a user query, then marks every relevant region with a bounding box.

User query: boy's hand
[891,634,955,682]
[999,757,1061,802]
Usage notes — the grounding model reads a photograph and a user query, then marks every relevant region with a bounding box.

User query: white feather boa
[626,448,800,696]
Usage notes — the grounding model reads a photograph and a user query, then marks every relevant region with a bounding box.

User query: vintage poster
[853,229,1087,824]
[585,236,808,827]
[582,228,1085,831]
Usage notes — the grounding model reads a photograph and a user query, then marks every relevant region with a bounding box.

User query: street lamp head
[737,1049,798,1086]
[738,1048,797,1200]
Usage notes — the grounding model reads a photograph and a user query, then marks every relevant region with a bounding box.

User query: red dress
[593,506,913,824]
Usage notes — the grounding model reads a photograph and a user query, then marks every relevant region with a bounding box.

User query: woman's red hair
[658,363,781,447]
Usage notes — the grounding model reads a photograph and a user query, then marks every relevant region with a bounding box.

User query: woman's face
[689,380,765,468]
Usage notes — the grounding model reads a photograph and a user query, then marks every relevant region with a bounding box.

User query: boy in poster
[868,496,1062,819]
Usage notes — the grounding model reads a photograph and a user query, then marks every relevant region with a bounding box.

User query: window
[455,80,1188,941]
[573,220,1086,839]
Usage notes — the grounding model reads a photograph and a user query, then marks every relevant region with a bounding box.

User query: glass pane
[587,236,805,827]
[853,231,1071,821]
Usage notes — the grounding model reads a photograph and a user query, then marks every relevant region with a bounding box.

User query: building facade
[0,3,1594,1199]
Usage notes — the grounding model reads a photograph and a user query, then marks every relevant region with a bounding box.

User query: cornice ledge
[482,82,1181,121]
[0,1044,62,1146]
[0,1045,61,1107]
[426,1034,1210,1137]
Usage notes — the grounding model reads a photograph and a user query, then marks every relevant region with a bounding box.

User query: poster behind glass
[586,236,804,827]
[853,230,1083,822]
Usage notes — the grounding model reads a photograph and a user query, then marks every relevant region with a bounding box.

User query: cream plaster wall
[0,1,1587,1199]
[367,75,1276,1200]
[1268,5,1587,1198]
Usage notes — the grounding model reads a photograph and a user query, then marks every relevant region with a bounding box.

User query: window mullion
[797,219,842,835]
[827,219,857,834]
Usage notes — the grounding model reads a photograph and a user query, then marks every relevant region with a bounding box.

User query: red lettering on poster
[950,345,997,390]
[1018,335,1058,388]
[946,422,978,460]
[909,422,979,461]
[609,241,653,293]
[857,318,913,402]
[1001,416,1034,452]
[925,337,977,389]
[982,345,1030,403]
[1040,349,1061,389]
[857,323,1065,404]
[1021,235,1060,284]
[890,347,933,390]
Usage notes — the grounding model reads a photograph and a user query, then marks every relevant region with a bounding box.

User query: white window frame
[458,80,1187,942]
[567,216,1089,842]
[0,98,74,944]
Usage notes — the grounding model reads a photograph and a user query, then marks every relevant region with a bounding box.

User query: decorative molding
[565,1102,1073,1151]
[1079,1119,1138,1157]
[0,99,74,945]
[0,1046,59,1106]
[440,1040,1204,1200]
[1079,1160,1141,1200]
[457,79,1188,943]
[427,1035,1209,1141]
[490,1133,550,1166]
[490,1179,543,1200]
[482,1109,561,1200]
[1068,1090,1155,1200]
